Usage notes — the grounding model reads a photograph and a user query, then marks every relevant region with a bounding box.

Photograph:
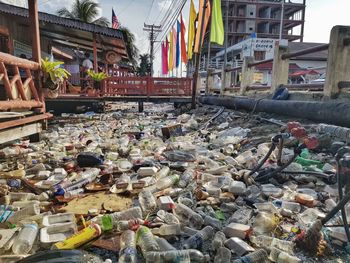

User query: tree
[57,0,109,26]
[119,26,139,69]
[136,54,151,76]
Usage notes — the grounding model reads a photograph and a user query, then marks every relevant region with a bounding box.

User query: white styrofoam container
[42,213,75,227]
[40,222,77,243]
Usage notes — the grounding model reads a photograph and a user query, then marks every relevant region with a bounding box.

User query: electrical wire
[116,0,136,16]
[145,0,156,23]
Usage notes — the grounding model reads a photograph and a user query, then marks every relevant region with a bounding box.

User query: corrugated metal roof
[0,2,124,39]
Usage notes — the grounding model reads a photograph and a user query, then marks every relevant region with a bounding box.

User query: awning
[289,69,319,77]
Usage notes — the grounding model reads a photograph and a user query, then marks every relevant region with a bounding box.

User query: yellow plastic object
[52,223,101,250]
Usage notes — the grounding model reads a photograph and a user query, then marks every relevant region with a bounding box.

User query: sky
[8,0,350,75]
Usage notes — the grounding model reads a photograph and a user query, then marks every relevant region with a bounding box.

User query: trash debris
[0,103,348,262]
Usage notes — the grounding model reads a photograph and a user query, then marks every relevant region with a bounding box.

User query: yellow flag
[169,30,173,70]
[194,0,211,53]
[187,0,197,60]
[210,0,224,45]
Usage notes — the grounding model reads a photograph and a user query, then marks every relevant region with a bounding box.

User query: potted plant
[41,58,71,91]
[87,69,109,91]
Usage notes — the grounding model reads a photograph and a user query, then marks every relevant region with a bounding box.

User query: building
[201,0,306,70]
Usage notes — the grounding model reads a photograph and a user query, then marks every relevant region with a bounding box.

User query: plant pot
[94,81,101,91]
[44,88,58,99]
[45,78,59,91]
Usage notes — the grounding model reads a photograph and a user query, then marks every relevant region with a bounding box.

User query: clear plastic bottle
[118,230,137,263]
[212,231,227,251]
[178,169,195,188]
[153,224,181,236]
[64,188,84,199]
[144,249,205,263]
[182,226,214,249]
[136,226,160,255]
[250,235,273,249]
[204,215,222,230]
[156,174,180,191]
[156,210,180,225]
[173,203,204,229]
[214,247,232,263]
[9,203,40,223]
[12,223,38,254]
[111,207,142,221]
[154,236,176,251]
[8,192,36,202]
[139,190,157,216]
[233,249,269,263]
[155,166,170,180]
[269,247,301,263]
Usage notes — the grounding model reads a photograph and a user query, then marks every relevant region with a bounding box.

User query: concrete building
[201,0,306,70]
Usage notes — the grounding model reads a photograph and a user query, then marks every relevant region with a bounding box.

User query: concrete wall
[245,20,256,33]
[246,5,257,18]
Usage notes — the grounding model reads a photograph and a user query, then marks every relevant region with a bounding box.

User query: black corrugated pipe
[199,96,350,128]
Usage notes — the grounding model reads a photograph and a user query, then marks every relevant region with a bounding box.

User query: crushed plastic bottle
[136,226,160,255]
[173,203,204,229]
[183,226,214,249]
[12,223,38,254]
[119,230,137,263]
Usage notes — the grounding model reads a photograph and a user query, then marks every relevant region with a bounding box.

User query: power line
[116,0,136,16]
[145,0,156,23]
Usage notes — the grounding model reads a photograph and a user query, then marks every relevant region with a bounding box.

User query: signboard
[253,72,263,83]
[252,39,275,52]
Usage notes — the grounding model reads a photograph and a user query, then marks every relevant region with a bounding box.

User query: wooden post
[324,26,350,98]
[206,69,214,94]
[29,0,41,64]
[240,56,254,95]
[271,42,289,93]
[28,0,44,111]
[93,33,98,72]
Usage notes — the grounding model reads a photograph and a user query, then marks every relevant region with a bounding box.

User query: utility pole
[143,23,162,76]
[221,0,229,95]
[191,0,208,109]
[279,0,285,40]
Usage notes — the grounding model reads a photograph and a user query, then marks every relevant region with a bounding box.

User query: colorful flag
[180,14,188,64]
[210,0,224,45]
[169,30,173,70]
[112,9,120,29]
[165,37,169,75]
[194,0,211,53]
[176,20,181,68]
[172,26,177,70]
[161,42,167,75]
[187,0,196,60]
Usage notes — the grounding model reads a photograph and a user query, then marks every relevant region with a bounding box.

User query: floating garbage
[0,103,347,262]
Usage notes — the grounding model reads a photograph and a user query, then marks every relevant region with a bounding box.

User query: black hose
[336,159,350,242]
[249,142,277,176]
[255,154,298,182]
[322,189,350,225]
[282,170,335,183]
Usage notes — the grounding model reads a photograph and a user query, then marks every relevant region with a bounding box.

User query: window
[250,12,254,15]
[254,51,265,61]
[249,27,253,31]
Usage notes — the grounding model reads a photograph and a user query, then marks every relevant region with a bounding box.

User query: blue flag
[176,20,181,68]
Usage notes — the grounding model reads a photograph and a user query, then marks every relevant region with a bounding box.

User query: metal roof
[0,2,124,39]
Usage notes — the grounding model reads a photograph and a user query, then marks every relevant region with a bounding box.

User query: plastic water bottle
[173,203,204,229]
[204,215,222,230]
[64,188,84,199]
[154,236,176,251]
[8,203,40,223]
[212,231,227,251]
[269,247,301,263]
[178,169,195,188]
[214,247,232,263]
[136,226,160,255]
[233,249,268,263]
[139,190,157,216]
[152,224,181,236]
[111,207,142,221]
[156,174,180,191]
[119,230,137,263]
[155,166,170,180]
[145,249,206,263]
[183,226,214,249]
[12,223,38,254]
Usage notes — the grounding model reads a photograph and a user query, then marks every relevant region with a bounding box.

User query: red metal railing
[103,76,192,97]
